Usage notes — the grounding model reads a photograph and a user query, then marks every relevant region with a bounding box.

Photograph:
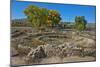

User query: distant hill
[11,18,32,27]
[87,23,96,27]
[11,18,96,30]
[12,18,27,23]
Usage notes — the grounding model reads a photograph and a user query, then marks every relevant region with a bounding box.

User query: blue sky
[11,0,96,23]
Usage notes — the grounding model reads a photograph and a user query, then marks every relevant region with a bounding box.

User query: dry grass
[32,39,46,46]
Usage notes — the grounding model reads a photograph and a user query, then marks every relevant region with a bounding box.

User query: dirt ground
[11,56,95,66]
[11,27,96,66]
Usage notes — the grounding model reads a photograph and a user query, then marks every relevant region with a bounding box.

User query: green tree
[24,5,61,29]
[74,16,87,31]
[24,5,41,28]
[47,10,61,27]
[39,8,49,27]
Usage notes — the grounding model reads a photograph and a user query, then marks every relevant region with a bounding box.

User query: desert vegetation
[11,5,96,66]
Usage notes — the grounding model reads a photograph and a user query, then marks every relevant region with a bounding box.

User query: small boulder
[28,46,47,59]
